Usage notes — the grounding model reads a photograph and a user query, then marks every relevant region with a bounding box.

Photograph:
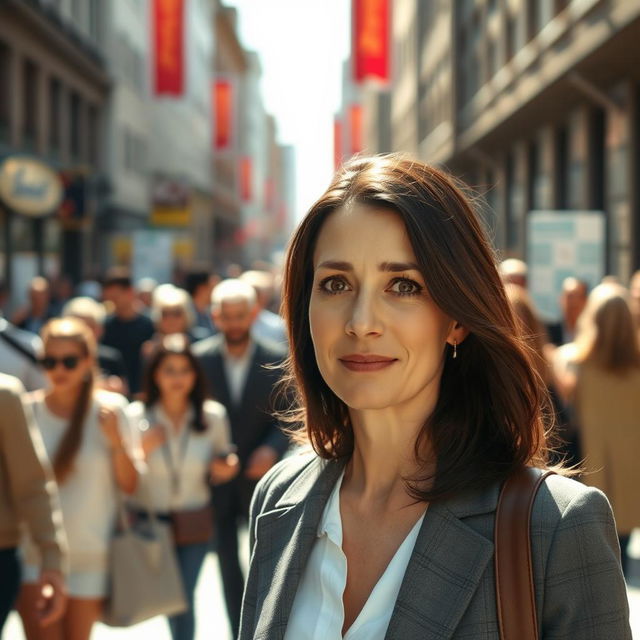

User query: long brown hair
[41,318,96,484]
[504,284,552,386]
[280,154,553,501]
[576,283,640,373]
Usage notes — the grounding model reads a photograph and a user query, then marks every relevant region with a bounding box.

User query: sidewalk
[3,553,232,640]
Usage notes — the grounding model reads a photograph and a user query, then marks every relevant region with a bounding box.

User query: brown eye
[319,276,350,294]
[389,278,423,296]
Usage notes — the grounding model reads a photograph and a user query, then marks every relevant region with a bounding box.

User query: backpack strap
[494,466,556,640]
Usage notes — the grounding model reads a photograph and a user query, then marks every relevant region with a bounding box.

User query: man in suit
[192,278,288,637]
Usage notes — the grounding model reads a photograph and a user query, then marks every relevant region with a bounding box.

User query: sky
[226,0,351,222]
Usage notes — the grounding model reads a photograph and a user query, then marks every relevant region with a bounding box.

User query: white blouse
[126,399,233,511]
[284,472,426,640]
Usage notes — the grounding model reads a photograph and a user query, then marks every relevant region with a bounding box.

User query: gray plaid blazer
[239,453,631,640]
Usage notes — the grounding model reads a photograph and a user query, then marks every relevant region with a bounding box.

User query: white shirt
[126,399,233,511]
[222,341,255,405]
[284,472,426,640]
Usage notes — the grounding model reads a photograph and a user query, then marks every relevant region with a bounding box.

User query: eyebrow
[316,260,421,272]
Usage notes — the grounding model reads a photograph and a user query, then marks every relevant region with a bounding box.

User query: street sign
[0,156,63,217]
[527,210,605,322]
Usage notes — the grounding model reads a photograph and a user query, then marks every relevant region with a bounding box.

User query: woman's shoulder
[202,398,228,421]
[533,472,615,532]
[252,448,327,512]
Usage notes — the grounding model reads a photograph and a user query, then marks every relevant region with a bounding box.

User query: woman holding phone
[127,333,239,640]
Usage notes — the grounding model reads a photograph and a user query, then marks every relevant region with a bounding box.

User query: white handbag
[102,489,187,627]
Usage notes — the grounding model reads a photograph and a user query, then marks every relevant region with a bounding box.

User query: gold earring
[453,340,457,359]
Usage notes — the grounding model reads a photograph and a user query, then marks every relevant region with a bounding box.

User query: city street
[4,537,640,639]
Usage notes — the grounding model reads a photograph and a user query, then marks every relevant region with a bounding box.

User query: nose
[345,288,383,337]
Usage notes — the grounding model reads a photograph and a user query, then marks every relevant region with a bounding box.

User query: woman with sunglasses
[17,317,139,640]
[126,333,239,640]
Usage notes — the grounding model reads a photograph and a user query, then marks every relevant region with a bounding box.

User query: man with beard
[193,278,288,638]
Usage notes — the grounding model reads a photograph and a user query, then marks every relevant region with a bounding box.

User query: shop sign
[0,156,63,217]
[151,176,191,227]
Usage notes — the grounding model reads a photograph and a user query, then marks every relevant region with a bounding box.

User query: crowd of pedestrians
[0,264,287,640]
[499,258,640,575]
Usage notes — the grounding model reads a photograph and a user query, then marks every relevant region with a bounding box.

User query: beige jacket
[0,373,66,572]
[577,362,640,534]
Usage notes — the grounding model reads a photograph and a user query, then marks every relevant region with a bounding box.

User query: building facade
[0,0,109,305]
[362,0,640,282]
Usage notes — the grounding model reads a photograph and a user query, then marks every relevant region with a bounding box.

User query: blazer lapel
[251,457,347,640]
[237,344,262,409]
[385,483,500,639]
[209,349,231,407]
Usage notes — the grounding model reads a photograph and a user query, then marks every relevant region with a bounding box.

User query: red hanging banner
[349,104,363,155]
[240,156,252,202]
[334,118,343,170]
[352,0,390,85]
[153,0,185,96]
[214,79,233,150]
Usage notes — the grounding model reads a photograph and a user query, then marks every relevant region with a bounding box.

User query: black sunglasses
[39,355,82,371]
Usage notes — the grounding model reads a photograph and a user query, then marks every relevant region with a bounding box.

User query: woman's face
[158,306,188,335]
[309,204,456,418]
[154,353,196,399]
[42,338,92,392]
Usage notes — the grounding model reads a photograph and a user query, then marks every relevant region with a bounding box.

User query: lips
[339,354,397,372]
[340,354,395,363]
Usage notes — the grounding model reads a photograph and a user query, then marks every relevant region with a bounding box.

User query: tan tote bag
[103,488,187,627]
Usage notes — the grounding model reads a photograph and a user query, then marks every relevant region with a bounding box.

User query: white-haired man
[193,278,288,638]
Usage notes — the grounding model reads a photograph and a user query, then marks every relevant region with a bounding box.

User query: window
[70,91,81,162]
[87,104,99,167]
[527,139,541,210]
[122,127,147,176]
[505,13,516,61]
[23,58,38,151]
[88,0,100,41]
[526,0,543,41]
[555,125,568,209]
[0,41,9,142]
[49,77,61,157]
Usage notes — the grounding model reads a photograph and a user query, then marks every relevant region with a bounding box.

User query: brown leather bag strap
[494,467,556,640]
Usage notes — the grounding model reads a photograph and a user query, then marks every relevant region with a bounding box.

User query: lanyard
[157,411,191,500]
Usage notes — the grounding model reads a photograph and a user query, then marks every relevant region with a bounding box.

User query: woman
[126,333,239,640]
[567,283,640,577]
[239,155,630,639]
[17,317,139,640]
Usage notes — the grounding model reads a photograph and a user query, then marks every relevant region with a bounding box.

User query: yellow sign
[151,206,191,227]
[0,156,63,217]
